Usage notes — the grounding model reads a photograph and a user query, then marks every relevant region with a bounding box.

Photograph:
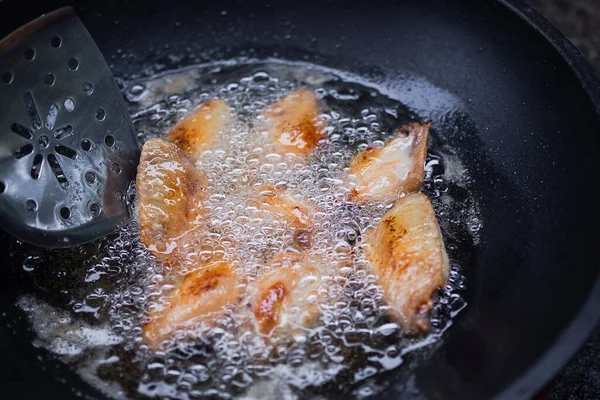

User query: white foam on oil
[14,59,482,399]
[17,295,128,399]
[18,295,123,355]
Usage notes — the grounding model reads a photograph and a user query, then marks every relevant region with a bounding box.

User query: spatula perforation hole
[44,73,56,86]
[50,36,61,48]
[2,71,13,84]
[104,135,115,147]
[67,57,79,71]
[14,144,34,159]
[47,154,69,189]
[85,171,96,184]
[31,154,43,179]
[11,123,33,140]
[96,108,106,121]
[23,92,42,130]
[24,48,35,61]
[55,145,77,159]
[110,163,122,175]
[25,199,37,212]
[64,98,75,112]
[89,203,101,217]
[54,125,73,140]
[60,206,70,220]
[81,139,92,151]
[0,181,5,193]
[83,82,94,95]
[38,136,49,149]
[45,104,59,130]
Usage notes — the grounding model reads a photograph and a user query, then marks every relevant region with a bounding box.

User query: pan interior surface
[1,58,480,400]
[0,0,598,399]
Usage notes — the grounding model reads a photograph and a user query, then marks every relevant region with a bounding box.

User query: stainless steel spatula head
[0,7,139,248]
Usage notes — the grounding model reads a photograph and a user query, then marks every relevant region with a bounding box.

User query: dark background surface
[527,1,600,399]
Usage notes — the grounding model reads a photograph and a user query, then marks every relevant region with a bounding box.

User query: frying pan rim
[488,1,600,399]
[500,0,600,115]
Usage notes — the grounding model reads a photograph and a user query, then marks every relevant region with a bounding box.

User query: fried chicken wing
[167,99,234,158]
[348,122,430,204]
[136,138,208,270]
[143,262,241,348]
[261,89,324,156]
[365,193,449,333]
[250,253,322,336]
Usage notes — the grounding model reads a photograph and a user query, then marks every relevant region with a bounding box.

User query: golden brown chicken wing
[365,192,449,333]
[136,138,208,271]
[143,262,241,348]
[348,122,430,204]
[260,89,324,156]
[250,252,323,336]
[167,99,234,158]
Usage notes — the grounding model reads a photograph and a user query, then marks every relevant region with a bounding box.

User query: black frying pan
[0,0,599,399]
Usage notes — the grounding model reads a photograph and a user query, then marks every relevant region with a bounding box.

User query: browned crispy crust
[167,99,233,158]
[143,262,240,348]
[251,252,321,336]
[253,279,288,335]
[365,193,449,333]
[262,89,324,156]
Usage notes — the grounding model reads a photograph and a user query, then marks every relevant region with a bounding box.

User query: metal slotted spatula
[0,7,139,248]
